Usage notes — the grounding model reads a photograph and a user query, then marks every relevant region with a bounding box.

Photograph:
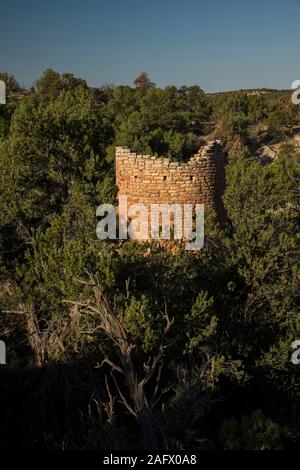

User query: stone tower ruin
[115,140,226,221]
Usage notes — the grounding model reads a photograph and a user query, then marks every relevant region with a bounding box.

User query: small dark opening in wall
[134,175,138,180]
[163,176,167,181]
[190,176,193,181]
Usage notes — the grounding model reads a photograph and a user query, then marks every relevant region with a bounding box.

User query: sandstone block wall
[115,141,226,220]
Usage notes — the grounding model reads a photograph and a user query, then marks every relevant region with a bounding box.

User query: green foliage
[123,296,157,353]
[109,84,210,158]
[34,68,88,97]
[0,70,299,450]
[161,365,213,449]
[224,152,299,396]
[0,71,22,93]
[184,291,215,354]
[267,109,290,139]
[134,72,156,89]
[220,410,284,450]
[0,86,113,229]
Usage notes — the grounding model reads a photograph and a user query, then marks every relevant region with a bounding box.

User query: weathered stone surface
[115,142,226,221]
[256,145,276,164]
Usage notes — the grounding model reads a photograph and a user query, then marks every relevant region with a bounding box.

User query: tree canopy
[0,70,299,450]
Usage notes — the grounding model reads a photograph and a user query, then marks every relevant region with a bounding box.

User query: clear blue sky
[1,0,299,92]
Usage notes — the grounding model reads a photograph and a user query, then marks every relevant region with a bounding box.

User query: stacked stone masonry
[116,141,226,221]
